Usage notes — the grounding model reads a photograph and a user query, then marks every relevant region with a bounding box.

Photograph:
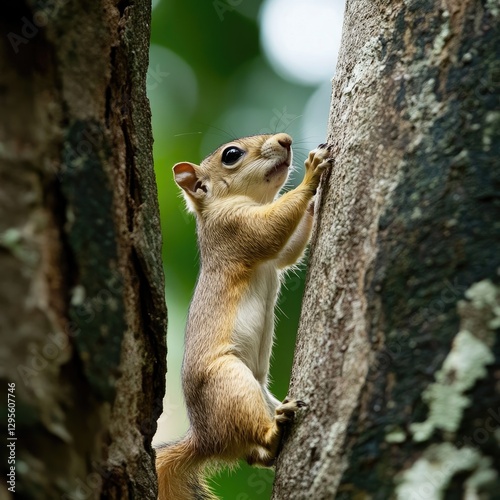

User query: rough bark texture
[0,1,166,498]
[273,0,499,498]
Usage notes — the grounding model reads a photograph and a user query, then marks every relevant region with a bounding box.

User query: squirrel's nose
[275,133,292,151]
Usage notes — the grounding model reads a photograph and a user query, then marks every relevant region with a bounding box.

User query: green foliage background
[149,1,329,497]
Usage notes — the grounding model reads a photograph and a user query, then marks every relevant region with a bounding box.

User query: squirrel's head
[173,133,293,214]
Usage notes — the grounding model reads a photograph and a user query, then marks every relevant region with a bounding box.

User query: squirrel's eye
[221,147,244,166]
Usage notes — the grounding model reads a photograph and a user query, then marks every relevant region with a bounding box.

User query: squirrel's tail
[155,433,216,500]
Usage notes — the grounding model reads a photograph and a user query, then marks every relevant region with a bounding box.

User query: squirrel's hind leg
[198,358,305,466]
[245,398,306,467]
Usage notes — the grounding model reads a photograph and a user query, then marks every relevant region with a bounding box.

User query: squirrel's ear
[173,162,209,211]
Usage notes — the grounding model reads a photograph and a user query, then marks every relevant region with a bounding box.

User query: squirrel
[156,133,333,499]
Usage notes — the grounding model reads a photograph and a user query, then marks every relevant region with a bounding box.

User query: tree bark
[273,0,500,498]
[0,1,166,498]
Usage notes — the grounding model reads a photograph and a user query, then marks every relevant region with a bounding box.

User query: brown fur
[156,434,216,500]
[156,134,332,499]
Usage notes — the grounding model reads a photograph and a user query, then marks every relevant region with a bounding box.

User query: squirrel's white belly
[232,262,280,382]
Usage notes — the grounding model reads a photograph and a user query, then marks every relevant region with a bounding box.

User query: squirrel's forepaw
[274,398,307,425]
[306,147,334,173]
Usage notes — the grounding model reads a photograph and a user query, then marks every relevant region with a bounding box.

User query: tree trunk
[0,1,166,498]
[273,0,500,498]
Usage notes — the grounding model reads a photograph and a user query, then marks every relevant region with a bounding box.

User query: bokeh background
[149,0,345,497]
